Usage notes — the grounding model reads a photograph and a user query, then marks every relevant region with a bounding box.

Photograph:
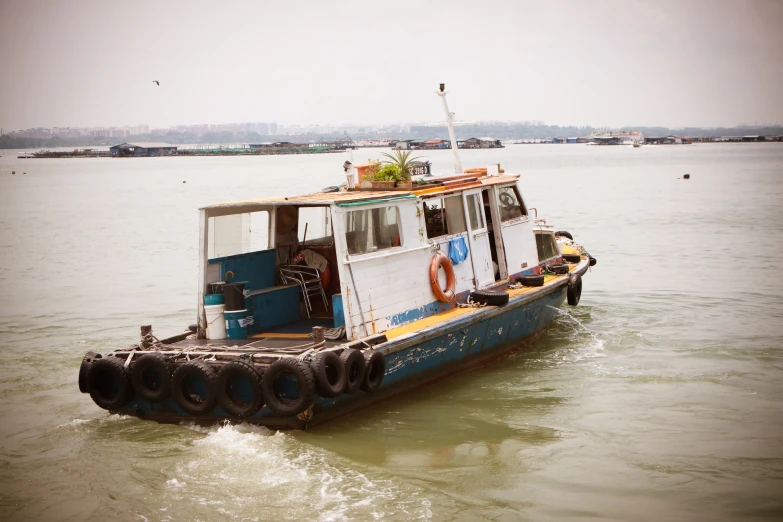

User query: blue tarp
[448,236,469,265]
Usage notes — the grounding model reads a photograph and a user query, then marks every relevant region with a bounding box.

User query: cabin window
[298,206,333,246]
[344,206,401,255]
[498,186,527,222]
[466,194,484,230]
[208,211,269,258]
[423,195,467,239]
[535,231,559,262]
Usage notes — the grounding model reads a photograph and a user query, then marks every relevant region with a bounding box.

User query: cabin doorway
[274,205,339,314]
[462,189,495,289]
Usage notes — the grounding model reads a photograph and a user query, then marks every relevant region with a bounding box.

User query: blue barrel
[204,293,225,305]
[225,309,253,339]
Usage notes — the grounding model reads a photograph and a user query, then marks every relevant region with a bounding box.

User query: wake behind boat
[78,86,597,430]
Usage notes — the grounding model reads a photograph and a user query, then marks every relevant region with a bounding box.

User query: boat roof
[201,173,521,213]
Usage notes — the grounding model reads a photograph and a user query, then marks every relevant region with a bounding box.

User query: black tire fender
[469,289,510,306]
[171,360,218,416]
[262,358,315,417]
[547,264,570,275]
[79,351,102,393]
[587,253,597,266]
[311,351,346,398]
[216,360,265,418]
[562,253,581,264]
[340,348,366,394]
[567,276,583,306]
[87,356,132,410]
[360,350,386,393]
[555,231,573,240]
[131,352,173,402]
[517,274,545,287]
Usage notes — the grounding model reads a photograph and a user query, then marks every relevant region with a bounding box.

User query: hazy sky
[1,0,781,130]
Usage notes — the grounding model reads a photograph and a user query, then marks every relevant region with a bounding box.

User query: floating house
[458,137,504,149]
[593,136,623,145]
[423,139,451,149]
[109,142,178,157]
[645,136,693,145]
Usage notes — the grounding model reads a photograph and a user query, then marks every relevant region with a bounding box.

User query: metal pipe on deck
[436,83,464,174]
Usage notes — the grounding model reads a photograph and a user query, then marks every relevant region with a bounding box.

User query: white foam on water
[163,423,433,520]
[548,305,607,362]
[57,418,90,428]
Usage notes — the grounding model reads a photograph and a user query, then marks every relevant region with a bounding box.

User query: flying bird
[153,80,159,86]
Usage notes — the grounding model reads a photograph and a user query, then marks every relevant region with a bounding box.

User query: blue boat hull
[114,284,567,429]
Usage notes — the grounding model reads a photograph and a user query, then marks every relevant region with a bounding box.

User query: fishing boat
[78,85,597,430]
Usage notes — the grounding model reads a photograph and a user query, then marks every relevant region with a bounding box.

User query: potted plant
[380,149,421,189]
[361,163,401,189]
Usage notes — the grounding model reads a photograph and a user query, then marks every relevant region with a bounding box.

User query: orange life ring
[430,252,456,303]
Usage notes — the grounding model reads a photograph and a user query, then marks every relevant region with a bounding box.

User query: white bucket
[204,304,227,340]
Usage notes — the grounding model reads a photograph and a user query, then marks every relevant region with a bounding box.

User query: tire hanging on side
[87,356,133,410]
[567,275,583,306]
[340,348,366,394]
[311,351,346,398]
[79,351,102,393]
[131,352,173,402]
[360,350,386,393]
[171,360,218,416]
[562,254,581,264]
[262,358,315,417]
[555,231,573,240]
[216,360,265,418]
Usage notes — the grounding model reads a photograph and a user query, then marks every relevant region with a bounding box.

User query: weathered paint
[114,277,571,429]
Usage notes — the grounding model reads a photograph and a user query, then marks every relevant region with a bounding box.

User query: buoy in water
[683,174,690,179]
[182,181,186,183]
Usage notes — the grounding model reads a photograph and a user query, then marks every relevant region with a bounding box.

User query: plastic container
[204,293,225,305]
[207,281,226,294]
[225,309,253,339]
[204,304,227,340]
[224,283,246,311]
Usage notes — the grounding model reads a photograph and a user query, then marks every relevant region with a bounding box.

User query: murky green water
[1,144,782,521]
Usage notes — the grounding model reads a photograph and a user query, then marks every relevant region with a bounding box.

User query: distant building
[459,137,503,149]
[593,136,623,145]
[110,142,177,157]
[645,136,693,145]
[423,139,450,149]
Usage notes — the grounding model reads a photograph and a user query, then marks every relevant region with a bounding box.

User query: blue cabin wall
[208,248,277,291]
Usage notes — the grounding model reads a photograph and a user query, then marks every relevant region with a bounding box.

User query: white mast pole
[436,83,463,174]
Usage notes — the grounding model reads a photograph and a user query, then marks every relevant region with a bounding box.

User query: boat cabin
[197,173,560,342]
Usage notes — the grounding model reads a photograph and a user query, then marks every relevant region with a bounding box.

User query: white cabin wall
[334,200,478,340]
[501,181,540,274]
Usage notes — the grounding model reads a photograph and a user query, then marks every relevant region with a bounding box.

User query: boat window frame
[534,230,560,263]
[422,194,469,242]
[497,184,528,225]
[342,204,405,259]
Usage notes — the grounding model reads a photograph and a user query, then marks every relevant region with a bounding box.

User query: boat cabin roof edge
[198,173,521,215]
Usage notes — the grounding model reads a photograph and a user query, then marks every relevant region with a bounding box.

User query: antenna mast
[436,83,463,174]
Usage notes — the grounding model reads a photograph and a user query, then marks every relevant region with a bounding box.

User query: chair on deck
[279,266,328,318]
